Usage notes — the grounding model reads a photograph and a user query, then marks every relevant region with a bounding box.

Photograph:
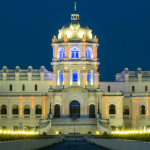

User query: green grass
[92,134,150,142]
[0,134,57,142]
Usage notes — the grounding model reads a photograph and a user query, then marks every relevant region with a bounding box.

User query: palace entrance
[54,104,60,118]
[70,100,80,118]
[89,104,95,118]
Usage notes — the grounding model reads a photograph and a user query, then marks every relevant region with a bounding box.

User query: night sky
[0,0,150,81]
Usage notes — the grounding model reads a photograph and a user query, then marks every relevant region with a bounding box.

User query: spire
[71,2,79,20]
[74,2,76,12]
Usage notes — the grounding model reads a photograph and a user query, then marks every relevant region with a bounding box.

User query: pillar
[7,100,11,118]
[61,96,66,118]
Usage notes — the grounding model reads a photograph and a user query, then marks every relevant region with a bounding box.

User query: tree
[117,125,124,131]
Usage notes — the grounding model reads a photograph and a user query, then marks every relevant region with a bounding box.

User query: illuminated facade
[0,5,149,134]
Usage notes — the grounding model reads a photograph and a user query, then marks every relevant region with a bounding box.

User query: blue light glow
[73,72,78,82]
[58,48,65,58]
[85,48,92,58]
[59,73,63,82]
[87,72,91,82]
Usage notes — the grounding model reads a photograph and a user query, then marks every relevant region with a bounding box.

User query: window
[109,104,116,114]
[141,105,146,115]
[85,48,93,58]
[123,106,129,115]
[10,84,12,91]
[87,73,91,82]
[59,73,63,82]
[70,47,79,58]
[58,48,65,58]
[132,86,134,92]
[22,84,25,91]
[35,84,37,91]
[145,86,148,92]
[73,72,78,82]
[108,86,110,92]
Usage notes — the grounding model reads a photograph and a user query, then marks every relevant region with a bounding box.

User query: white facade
[0,8,149,132]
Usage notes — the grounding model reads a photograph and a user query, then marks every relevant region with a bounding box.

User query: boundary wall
[86,138,150,150]
[0,137,63,150]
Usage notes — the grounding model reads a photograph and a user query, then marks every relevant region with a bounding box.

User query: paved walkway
[41,140,109,150]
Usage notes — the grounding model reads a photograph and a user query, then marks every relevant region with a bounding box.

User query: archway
[35,104,42,115]
[54,104,60,118]
[89,104,95,118]
[70,100,80,118]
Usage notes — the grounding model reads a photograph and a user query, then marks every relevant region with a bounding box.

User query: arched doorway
[54,104,60,118]
[70,100,80,118]
[89,105,95,118]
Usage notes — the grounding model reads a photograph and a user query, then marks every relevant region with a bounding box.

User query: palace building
[0,5,150,134]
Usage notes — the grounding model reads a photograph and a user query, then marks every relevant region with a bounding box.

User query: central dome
[52,5,98,44]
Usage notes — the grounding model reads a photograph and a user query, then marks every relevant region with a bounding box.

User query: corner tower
[51,4,99,89]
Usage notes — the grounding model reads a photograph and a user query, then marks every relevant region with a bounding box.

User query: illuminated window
[35,84,37,91]
[59,73,63,82]
[145,86,148,92]
[71,47,79,58]
[74,16,76,18]
[87,73,91,82]
[10,84,12,91]
[132,86,135,92]
[58,48,65,58]
[108,86,110,92]
[73,72,78,82]
[85,48,93,58]
[22,84,25,91]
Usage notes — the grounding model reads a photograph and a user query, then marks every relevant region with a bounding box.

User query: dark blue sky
[0,0,150,81]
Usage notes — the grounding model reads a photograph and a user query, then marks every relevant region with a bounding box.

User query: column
[19,98,23,118]
[131,98,137,129]
[65,45,67,57]
[61,96,66,118]
[7,100,11,118]
[105,100,108,116]
[30,98,34,118]
[146,98,149,117]
[42,97,46,118]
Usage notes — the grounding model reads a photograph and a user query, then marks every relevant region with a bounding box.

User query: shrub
[42,132,47,136]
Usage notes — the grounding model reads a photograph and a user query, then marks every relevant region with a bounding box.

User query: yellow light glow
[8,131,10,133]
[148,130,150,133]
[4,131,6,133]
[140,131,142,133]
[0,130,2,133]
[56,131,59,135]
[96,131,99,135]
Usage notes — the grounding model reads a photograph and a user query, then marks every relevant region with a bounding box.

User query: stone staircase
[47,118,99,135]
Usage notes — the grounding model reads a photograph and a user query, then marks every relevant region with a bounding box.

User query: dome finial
[74,2,77,12]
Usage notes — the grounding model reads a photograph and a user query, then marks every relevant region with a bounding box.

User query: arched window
[35,105,42,115]
[123,106,129,115]
[24,105,30,115]
[109,104,116,114]
[12,105,19,115]
[70,47,80,58]
[72,72,78,82]
[141,105,146,115]
[87,72,91,82]
[85,47,93,58]
[0,105,7,115]
[145,86,148,92]
[108,86,110,92]
[59,72,63,82]
[35,84,37,91]
[22,84,25,91]
[10,84,12,91]
[58,47,65,58]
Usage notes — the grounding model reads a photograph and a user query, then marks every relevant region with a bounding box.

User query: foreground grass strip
[0,134,56,142]
[92,133,150,142]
